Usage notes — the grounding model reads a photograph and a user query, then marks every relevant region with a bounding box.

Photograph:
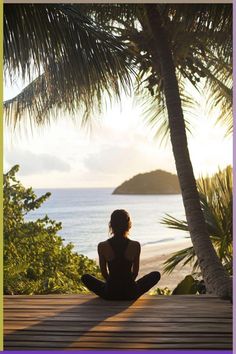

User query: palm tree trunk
[145,5,231,298]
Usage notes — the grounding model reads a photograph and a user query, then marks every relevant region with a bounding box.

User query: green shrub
[150,276,206,296]
[149,287,172,296]
[4,165,102,294]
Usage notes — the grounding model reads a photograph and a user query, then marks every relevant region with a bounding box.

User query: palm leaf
[4,3,232,134]
[4,4,134,127]
[162,166,232,275]
[163,246,197,274]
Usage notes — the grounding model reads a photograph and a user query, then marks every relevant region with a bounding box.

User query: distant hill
[113,170,181,195]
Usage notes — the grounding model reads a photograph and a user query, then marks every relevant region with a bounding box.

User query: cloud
[84,144,175,179]
[5,149,71,176]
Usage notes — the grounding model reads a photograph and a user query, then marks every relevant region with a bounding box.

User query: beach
[139,238,193,290]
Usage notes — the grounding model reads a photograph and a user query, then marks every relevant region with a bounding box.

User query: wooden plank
[4,313,231,320]
[4,317,232,324]
[4,294,221,298]
[4,308,232,315]
[4,304,232,313]
[4,304,231,310]
[4,296,231,302]
[4,301,232,311]
[5,300,226,306]
[4,330,232,337]
[4,299,231,305]
[4,341,232,349]
[4,334,233,344]
[4,293,224,302]
[4,306,232,314]
[7,299,225,305]
[4,301,231,307]
[4,315,232,323]
[4,322,232,333]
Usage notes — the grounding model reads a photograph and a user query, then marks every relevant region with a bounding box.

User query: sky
[4,80,232,189]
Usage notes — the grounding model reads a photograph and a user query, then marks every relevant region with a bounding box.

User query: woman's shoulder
[128,239,141,251]
[129,239,140,245]
[97,240,110,251]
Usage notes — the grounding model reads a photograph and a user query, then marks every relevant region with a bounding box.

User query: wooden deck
[4,294,232,350]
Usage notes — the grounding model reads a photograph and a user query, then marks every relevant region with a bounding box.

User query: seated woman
[81,209,160,300]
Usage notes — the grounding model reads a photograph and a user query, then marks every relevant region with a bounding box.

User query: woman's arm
[98,243,109,281]
[132,241,141,280]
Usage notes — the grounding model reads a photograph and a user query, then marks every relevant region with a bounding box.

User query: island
[112,169,181,195]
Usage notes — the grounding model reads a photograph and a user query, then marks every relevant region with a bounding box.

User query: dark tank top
[106,237,137,300]
[107,237,133,282]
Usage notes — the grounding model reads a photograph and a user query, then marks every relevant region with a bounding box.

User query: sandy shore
[139,239,193,290]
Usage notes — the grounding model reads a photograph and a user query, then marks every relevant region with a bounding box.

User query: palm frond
[133,70,197,145]
[78,3,138,26]
[4,3,232,133]
[161,214,188,231]
[4,4,134,126]
[160,3,232,34]
[203,53,232,136]
[197,166,232,253]
[163,246,197,274]
[72,3,233,139]
[162,166,232,275]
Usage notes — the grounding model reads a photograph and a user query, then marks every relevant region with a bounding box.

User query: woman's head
[109,209,132,237]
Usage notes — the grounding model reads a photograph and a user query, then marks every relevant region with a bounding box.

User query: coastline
[139,238,193,290]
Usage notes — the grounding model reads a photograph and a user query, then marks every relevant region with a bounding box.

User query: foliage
[149,287,172,296]
[83,4,232,138]
[4,165,101,294]
[4,4,133,128]
[172,275,198,295]
[4,4,232,135]
[161,166,232,276]
[150,276,206,296]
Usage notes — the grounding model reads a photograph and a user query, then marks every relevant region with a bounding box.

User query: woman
[81,209,160,300]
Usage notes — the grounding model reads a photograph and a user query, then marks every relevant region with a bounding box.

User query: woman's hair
[109,209,132,237]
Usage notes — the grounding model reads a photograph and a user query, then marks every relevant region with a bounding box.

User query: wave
[141,237,176,246]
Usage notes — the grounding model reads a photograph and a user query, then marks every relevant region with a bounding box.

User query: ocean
[26,188,187,259]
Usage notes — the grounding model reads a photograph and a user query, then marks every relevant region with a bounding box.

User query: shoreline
[139,238,193,290]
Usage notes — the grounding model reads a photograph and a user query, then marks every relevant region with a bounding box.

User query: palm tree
[143,5,231,298]
[4,4,232,297]
[74,4,232,297]
[162,166,232,276]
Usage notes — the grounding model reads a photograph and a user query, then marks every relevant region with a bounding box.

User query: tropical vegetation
[4,4,232,134]
[4,4,232,297]
[151,276,206,296]
[4,165,101,295]
[162,166,232,276]
[4,4,133,127]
